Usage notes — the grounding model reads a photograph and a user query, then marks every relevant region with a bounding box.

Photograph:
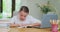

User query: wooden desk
[9,28,60,32]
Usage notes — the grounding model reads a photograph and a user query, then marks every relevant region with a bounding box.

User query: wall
[15,0,21,11]
[49,0,60,19]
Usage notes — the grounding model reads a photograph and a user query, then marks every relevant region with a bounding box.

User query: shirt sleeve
[9,16,16,24]
[29,16,41,24]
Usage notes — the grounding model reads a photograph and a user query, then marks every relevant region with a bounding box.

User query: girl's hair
[19,6,29,13]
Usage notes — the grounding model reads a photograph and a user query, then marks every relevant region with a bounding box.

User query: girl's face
[19,11,28,21]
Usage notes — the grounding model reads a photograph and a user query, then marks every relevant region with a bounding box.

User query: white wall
[49,0,60,19]
[15,0,21,11]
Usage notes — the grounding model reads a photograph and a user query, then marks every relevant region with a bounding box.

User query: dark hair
[19,6,29,13]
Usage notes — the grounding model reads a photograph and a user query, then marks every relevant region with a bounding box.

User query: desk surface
[9,28,60,32]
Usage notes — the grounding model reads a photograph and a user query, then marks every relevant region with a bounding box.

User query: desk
[9,28,60,32]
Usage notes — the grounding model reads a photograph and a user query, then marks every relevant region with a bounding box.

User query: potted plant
[37,1,56,14]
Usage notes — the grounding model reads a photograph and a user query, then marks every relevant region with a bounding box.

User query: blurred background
[0,0,60,20]
[0,0,60,28]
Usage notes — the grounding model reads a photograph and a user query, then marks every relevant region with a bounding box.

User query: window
[0,0,21,19]
[0,0,2,18]
[0,0,15,19]
[3,0,12,18]
[12,0,15,17]
[0,0,2,13]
